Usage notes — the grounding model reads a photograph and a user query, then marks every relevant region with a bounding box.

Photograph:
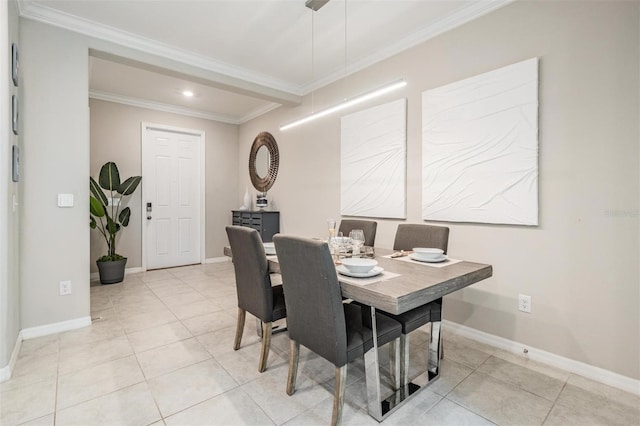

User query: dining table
[223,245,492,422]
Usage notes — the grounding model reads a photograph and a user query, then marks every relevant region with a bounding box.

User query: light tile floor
[1,262,639,426]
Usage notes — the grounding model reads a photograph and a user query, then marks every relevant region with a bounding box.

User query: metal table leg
[363,306,442,422]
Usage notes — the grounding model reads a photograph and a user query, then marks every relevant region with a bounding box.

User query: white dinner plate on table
[409,253,447,263]
[336,265,384,278]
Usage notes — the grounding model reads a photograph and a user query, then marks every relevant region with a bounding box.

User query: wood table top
[223,245,492,315]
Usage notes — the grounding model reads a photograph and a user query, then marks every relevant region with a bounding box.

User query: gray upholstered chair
[273,235,401,426]
[389,224,449,386]
[393,223,449,253]
[225,225,286,373]
[338,219,377,247]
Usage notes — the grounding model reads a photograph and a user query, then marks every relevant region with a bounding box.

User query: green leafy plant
[90,162,141,262]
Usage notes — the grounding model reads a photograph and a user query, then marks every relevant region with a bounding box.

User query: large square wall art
[341,98,406,219]
[422,58,539,225]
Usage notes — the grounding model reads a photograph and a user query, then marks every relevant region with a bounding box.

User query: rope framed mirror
[249,131,279,193]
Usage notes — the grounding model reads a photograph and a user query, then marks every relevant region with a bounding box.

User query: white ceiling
[19,0,513,124]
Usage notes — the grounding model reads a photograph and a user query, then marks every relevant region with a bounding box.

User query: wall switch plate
[57,193,74,207]
[59,280,72,296]
[518,294,531,313]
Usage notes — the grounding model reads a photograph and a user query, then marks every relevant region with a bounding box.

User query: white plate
[337,265,384,278]
[263,243,276,255]
[409,253,447,263]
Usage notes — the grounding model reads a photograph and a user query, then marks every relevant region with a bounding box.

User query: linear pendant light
[279,78,407,131]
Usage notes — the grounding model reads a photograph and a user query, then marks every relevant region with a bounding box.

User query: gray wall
[20,19,91,329]
[1,0,21,370]
[89,98,239,272]
[238,1,639,380]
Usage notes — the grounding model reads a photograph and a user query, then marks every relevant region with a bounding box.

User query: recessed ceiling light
[182,90,194,97]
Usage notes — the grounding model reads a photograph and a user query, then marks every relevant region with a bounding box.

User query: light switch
[57,193,74,207]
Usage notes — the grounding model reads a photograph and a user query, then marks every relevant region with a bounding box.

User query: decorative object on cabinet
[340,98,407,219]
[240,187,251,210]
[11,43,19,87]
[232,210,279,243]
[422,57,539,226]
[256,192,268,210]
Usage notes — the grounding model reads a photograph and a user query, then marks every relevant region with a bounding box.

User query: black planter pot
[96,258,127,284]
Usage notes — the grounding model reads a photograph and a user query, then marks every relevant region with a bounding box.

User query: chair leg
[233,308,246,350]
[258,321,273,372]
[286,339,300,396]
[331,365,348,426]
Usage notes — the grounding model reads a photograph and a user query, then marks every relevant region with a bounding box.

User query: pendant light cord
[311,9,315,113]
[344,0,348,98]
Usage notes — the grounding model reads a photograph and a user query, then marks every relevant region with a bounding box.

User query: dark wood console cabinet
[231,210,280,242]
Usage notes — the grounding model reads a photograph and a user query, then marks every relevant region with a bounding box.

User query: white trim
[90,90,281,125]
[443,320,640,396]
[199,130,206,265]
[302,0,516,93]
[238,103,282,124]
[205,257,231,264]
[21,316,92,340]
[19,0,514,96]
[0,333,22,383]
[18,0,300,95]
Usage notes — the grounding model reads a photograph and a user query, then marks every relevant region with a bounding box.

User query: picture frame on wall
[12,95,18,135]
[12,145,19,183]
[11,43,19,87]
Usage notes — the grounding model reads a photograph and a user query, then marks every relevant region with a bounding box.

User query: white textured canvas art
[422,58,539,225]
[341,99,406,219]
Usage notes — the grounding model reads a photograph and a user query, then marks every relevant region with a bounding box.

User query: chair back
[393,224,450,254]
[338,219,378,247]
[226,226,274,322]
[273,235,349,367]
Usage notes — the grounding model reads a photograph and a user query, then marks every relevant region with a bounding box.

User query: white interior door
[142,124,204,270]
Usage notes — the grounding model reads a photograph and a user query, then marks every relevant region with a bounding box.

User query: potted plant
[90,162,141,284]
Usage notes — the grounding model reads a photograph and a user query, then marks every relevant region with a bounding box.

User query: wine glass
[327,219,336,242]
[349,229,365,256]
[330,231,345,263]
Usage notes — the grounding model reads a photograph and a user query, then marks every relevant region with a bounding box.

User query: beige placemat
[337,270,400,286]
[383,254,462,268]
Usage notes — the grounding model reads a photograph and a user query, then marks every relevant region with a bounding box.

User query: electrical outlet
[59,280,72,296]
[518,294,531,313]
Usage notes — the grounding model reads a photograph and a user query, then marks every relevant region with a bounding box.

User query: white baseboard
[205,257,231,264]
[443,320,640,396]
[0,333,22,383]
[21,316,92,340]
[90,266,144,281]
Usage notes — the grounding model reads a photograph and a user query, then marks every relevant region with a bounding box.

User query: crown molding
[301,0,516,93]
[18,0,303,96]
[238,103,282,124]
[19,0,514,96]
[89,90,276,125]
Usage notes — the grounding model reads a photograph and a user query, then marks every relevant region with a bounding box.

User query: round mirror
[249,132,279,193]
[255,145,270,179]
